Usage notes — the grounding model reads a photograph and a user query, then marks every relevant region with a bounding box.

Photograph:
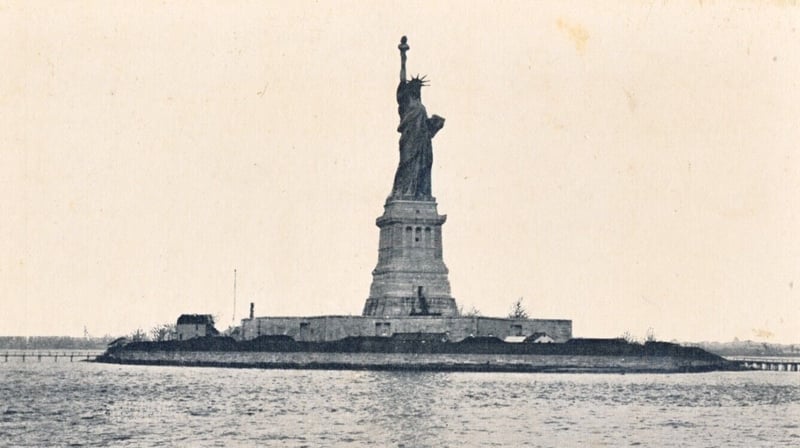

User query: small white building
[503,335,528,343]
[527,332,555,343]
[176,314,218,341]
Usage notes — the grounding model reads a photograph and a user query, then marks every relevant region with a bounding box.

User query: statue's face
[407,81,423,100]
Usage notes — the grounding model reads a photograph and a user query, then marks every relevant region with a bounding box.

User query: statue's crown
[409,74,429,87]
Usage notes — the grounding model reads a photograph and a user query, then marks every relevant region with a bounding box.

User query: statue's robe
[391,81,444,200]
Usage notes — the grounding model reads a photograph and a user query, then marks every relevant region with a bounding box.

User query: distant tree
[130,328,148,342]
[223,325,241,339]
[645,327,657,342]
[508,297,529,319]
[621,331,637,344]
[151,323,175,342]
[458,304,482,317]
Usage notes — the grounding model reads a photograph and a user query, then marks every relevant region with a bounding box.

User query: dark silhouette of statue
[391,36,445,200]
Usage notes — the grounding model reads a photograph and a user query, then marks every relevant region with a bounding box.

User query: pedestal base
[362,296,458,317]
[363,198,458,317]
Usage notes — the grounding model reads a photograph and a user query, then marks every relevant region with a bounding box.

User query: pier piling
[732,357,800,372]
[0,351,102,363]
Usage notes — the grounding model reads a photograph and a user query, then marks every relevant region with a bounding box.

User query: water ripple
[0,360,798,446]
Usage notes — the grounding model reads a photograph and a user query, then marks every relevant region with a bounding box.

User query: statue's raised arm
[390,36,445,201]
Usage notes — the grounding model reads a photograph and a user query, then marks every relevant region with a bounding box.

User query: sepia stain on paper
[716,206,757,220]
[623,87,637,113]
[701,0,797,6]
[769,0,799,7]
[752,328,775,339]
[556,18,589,53]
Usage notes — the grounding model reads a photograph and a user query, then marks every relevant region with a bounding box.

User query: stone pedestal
[363,198,458,316]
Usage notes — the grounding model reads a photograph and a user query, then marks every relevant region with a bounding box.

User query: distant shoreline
[0,336,114,351]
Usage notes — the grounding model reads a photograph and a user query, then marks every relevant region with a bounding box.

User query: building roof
[503,336,527,343]
[177,314,215,325]
[107,337,128,346]
[523,332,552,343]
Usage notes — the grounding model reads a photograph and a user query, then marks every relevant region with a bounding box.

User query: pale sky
[2,1,799,343]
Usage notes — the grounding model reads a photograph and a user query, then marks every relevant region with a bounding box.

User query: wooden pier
[2,351,104,362]
[727,357,800,372]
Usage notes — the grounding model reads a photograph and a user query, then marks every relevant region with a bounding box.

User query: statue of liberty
[390,36,445,200]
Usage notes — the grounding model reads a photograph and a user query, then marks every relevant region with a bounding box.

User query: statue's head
[406,75,428,100]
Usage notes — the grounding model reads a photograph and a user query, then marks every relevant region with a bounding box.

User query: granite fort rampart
[239,315,571,343]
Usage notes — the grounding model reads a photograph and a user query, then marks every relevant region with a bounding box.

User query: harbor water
[1,354,798,447]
